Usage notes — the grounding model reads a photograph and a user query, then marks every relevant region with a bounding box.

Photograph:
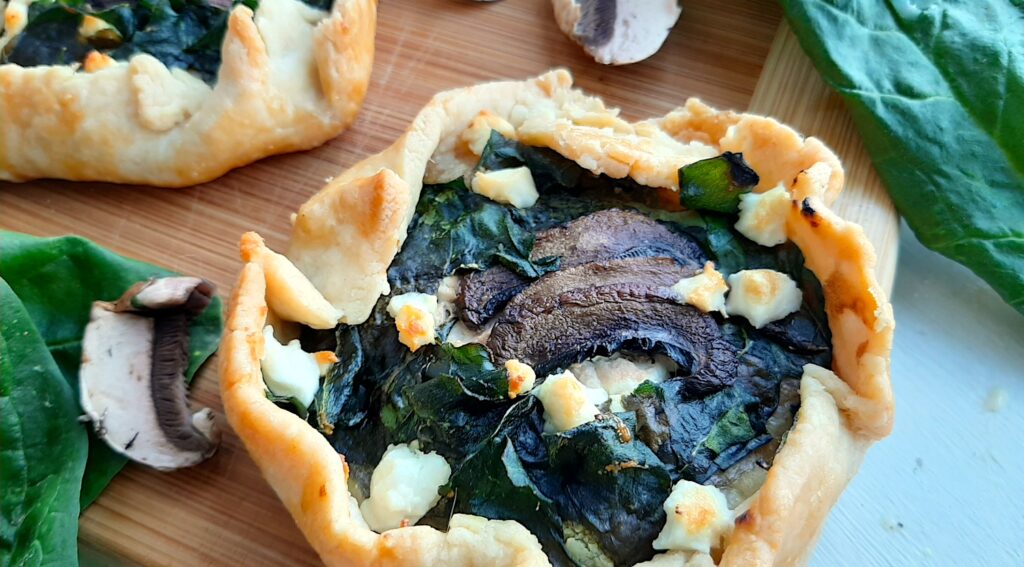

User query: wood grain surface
[0,0,897,565]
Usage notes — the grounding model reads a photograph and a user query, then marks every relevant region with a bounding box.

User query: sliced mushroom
[552,0,683,65]
[80,277,221,470]
[487,257,737,396]
[458,209,705,328]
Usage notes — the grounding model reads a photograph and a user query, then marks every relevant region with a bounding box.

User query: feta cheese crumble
[471,167,540,208]
[533,370,600,432]
[652,480,733,553]
[725,269,802,328]
[359,442,452,532]
[260,326,335,409]
[735,185,792,247]
[671,262,729,315]
[387,292,439,352]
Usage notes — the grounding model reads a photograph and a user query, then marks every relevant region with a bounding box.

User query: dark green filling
[296,133,832,567]
[0,0,330,84]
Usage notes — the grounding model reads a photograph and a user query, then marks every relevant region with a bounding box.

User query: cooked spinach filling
[0,0,330,83]
[297,133,832,566]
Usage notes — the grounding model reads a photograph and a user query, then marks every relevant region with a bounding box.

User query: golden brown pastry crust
[0,0,375,187]
[220,70,894,566]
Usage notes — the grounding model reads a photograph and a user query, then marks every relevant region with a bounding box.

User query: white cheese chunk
[461,111,517,156]
[533,370,600,432]
[671,262,729,315]
[79,14,116,39]
[471,167,539,209]
[0,0,33,51]
[387,292,439,352]
[653,481,733,554]
[570,354,673,395]
[725,269,802,329]
[359,442,452,532]
[260,326,334,409]
[735,185,792,247]
[505,359,537,398]
[434,275,460,325]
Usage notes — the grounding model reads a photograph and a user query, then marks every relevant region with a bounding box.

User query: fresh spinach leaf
[781,0,1024,314]
[0,231,222,508]
[0,278,88,566]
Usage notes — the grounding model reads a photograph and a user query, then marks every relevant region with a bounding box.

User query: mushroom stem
[80,277,221,470]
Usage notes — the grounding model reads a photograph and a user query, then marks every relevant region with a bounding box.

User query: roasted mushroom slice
[487,257,737,396]
[458,209,706,328]
[80,277,221,470]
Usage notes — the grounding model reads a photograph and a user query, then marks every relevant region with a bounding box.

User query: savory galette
[0,0,375,186]
[221,70,894,567]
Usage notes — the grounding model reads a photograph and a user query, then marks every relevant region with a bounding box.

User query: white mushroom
[80,277,221,471]
[552,0,682,65]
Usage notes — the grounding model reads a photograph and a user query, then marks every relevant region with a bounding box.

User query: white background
[812,223,1024,566]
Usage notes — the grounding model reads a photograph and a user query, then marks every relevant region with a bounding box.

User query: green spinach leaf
[0,231,222,508]
[387,180,559,291]
[781,0,1024,314]
[3,0,259,84]
[0,278,88,566]
[477,130,585,190]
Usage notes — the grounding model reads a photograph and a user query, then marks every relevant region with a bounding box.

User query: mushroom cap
[487,256,738,396]
[552,0,683,65]
[80,277,220,471]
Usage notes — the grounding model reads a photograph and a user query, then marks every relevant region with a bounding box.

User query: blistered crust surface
[0,0,376,186]
[220,71,895,566]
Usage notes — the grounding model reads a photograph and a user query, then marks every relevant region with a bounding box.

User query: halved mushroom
[552,0,683,65]
[80,277,221,470]
[487,257,737,396]
[458,209,705,328]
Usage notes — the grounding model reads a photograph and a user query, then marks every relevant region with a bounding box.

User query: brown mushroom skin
[458,209,706,328]
[487,257,737,397]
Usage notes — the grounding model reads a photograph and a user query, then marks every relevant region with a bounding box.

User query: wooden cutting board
[0,0,898,564]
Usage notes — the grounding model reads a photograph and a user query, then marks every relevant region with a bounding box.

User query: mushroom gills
[80,277,221,470]
[487,257,737,397]
[458,209,706,328]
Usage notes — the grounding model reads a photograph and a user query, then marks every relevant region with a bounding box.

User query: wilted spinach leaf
[0,278,89,566]
[387,179,559,291]
[3,0,260,84]
[477,130,585,190]
[781,0,1024,314]
[0,231,222,508]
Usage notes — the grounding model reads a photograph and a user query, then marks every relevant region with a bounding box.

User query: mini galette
[0,0,375,186]
[221,70,894,567]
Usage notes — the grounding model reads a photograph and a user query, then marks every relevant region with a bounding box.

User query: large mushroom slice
[80,277,221,470]
[552,0,683,65]
[457,209,706,328]
[487,257,737,396]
